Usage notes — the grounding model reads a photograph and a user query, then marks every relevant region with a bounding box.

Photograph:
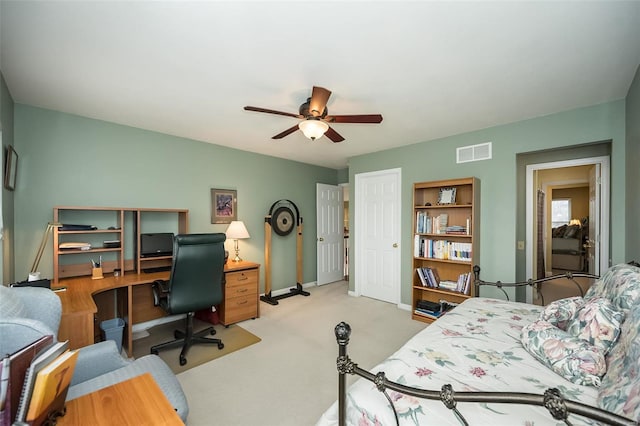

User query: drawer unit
[219,265,260,325]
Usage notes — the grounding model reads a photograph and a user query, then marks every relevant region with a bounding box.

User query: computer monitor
[140,233,174,258]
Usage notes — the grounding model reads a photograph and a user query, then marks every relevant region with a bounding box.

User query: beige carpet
[132,318,261,374]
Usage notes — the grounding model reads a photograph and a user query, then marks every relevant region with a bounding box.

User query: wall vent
[456,142,492,163]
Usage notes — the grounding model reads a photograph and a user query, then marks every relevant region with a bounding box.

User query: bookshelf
[411,177,480,323]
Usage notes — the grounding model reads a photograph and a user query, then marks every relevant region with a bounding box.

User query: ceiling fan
[244,86,383,142]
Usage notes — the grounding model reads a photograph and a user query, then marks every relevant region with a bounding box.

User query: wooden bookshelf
[411,177,480,323]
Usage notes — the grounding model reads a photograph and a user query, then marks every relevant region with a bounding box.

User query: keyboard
[142,266,172,273]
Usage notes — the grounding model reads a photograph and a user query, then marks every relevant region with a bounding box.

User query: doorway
[354,168,402,304]
[525,156,610,303]
[316,183,344,285]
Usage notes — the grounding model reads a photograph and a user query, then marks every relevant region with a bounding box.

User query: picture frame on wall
[4,145,18,191]
[437,187,456,205]
[211,188,237,224]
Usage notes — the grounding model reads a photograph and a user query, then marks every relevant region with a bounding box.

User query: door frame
[353,167,402,305]
[525,156,610,303]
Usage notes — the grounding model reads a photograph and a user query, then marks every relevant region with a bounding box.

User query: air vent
[456,142,492,163]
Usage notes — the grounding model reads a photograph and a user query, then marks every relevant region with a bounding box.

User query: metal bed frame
[333,268,638,426]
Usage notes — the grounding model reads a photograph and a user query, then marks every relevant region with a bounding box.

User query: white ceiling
[1,1,639,169]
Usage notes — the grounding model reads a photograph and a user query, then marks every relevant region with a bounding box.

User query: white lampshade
[298,119,329,140]
[225,221,250,239]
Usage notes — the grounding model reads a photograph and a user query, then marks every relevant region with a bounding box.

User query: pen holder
[92,267,104,280]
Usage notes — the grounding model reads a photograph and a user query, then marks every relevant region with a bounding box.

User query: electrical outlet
[517,241,525,250]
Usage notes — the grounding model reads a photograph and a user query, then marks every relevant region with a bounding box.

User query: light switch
[517,241,525,250]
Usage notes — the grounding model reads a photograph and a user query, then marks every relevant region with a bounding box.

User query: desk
[55,261,260,356]
[57,373,182,425]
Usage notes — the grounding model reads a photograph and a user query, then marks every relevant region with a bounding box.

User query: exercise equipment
[260,199,310,305]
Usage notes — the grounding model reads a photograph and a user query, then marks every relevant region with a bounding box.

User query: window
[552,199,571,228]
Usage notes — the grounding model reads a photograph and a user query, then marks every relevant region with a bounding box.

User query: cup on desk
[92,267,104,280]
[113,268,121,277]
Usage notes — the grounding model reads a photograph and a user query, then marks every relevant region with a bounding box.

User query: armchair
[151,233,226,366]
[0,285,189,423]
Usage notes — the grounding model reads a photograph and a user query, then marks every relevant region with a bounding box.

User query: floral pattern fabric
[521,320,606,386]
[539,296,583,330]
[316,298,601,426]
[565,297,623,355]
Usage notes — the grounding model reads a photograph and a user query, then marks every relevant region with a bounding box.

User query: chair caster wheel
[218,342,224,350]
[179,356,187,366]
[210,329,216,336]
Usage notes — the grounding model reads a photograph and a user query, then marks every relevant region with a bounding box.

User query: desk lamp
[30,222,62,280]
[225,221,250,262]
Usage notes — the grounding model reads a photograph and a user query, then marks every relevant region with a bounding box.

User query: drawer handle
[237,288,248,293]
[237,300,248,305]
[237,275,249,281]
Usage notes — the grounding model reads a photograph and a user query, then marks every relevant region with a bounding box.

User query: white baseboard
[398,303,412,311]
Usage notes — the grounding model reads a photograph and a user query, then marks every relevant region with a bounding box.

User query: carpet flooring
[132,318,261,374]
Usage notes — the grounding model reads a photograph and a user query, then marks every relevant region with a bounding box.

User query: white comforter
[317,298,601,426]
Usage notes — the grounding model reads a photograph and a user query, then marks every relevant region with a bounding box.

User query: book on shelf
[15,341,69,424]
[5,335,54,423]
[416,268,428,287]
[25,349,78,425]
[414,308,444,320]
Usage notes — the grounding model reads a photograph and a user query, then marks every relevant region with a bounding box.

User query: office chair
[151,233,226,366]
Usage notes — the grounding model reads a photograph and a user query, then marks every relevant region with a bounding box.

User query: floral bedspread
[317,298,601,426]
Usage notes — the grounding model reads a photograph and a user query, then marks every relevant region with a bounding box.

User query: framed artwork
[438,187,456,205]
[211,188,237,224]
[4,145,18,191]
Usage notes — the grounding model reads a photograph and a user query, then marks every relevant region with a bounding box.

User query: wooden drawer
[222,295,258,324]
[220,265,260,325]
[226,269,258,288]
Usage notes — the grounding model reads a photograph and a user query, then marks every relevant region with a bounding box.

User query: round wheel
[217,342,224,350]
[179,356,187,366]
[210,329,217,336]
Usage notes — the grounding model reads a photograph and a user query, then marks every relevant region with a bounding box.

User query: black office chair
[151,233,226,366]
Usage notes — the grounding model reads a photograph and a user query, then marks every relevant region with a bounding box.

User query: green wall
[348,100,627,305]
[626,66,640,262]
[13,105,337,291]
[1,72,15,284]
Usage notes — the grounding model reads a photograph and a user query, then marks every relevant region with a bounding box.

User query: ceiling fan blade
[272,124,300,139]
[309,86,332,117]
[244,106,302,119]
[325,114,383,123]
[324,126,345,143]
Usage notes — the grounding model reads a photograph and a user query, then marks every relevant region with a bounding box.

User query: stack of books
[1,337,78,426]
[414,299,458,320]
[416,267,440,288]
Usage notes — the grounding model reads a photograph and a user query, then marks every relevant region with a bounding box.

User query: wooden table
[57,373,182,425]
[55,261,260,356]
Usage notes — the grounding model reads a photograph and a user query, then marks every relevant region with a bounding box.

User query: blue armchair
[0,284,189,423]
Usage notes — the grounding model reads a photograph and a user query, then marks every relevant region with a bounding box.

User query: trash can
[100,318,125,353]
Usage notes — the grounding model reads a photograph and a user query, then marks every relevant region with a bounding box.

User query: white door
[587,164,600,274]
[355,168,401,303]
[316,183,344,285]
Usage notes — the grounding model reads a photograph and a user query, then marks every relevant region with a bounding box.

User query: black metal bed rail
[334,322,637,426]
[472,265,599,305]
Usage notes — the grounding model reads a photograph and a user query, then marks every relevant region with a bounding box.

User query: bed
[317,263,640,426]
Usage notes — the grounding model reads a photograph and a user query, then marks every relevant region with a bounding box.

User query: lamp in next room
[30,222,62,280]
[225,221,250,262]
[298,118,329,140]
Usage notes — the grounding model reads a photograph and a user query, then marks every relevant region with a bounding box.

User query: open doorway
[525,156,610,304]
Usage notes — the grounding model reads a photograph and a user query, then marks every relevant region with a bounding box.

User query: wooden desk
[55,261,260,356]
[58,373,182,425]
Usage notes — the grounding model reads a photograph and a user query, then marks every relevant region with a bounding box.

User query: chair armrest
[0,319,56,355]
[71,340,131,386]
[152,279,170,307]
[11,287,62,334]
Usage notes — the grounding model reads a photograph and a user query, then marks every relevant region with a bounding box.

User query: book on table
[4,335,54,424]
[25,349,78,425]
[15,340,70,424]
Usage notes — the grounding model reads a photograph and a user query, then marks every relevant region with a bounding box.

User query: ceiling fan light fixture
[299,119,329,140]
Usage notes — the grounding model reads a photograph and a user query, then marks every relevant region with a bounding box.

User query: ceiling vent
[456,142,492,163]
